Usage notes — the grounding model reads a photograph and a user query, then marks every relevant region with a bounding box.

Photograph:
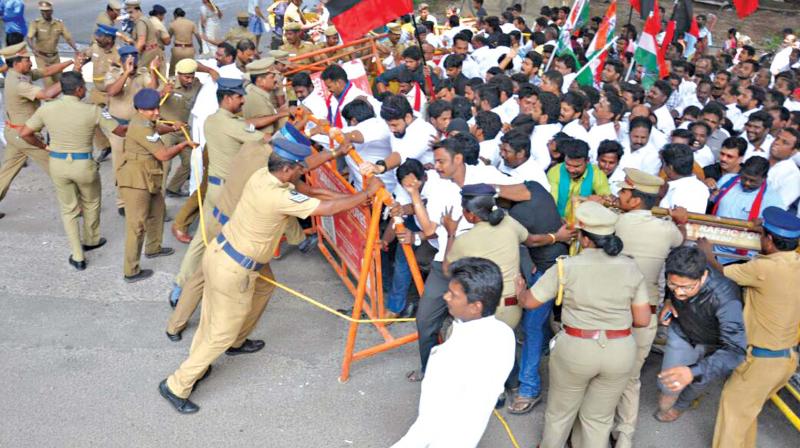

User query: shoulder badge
[245,123,256,133]
[146,133,160,143]
[101,110,113,120]
[288,190,310,203]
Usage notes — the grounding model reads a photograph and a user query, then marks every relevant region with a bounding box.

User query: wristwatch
[375,160,387,174]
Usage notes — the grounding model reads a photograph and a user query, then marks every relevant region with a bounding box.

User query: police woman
[515,201,652,448]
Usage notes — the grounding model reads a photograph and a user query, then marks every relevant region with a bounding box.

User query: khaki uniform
[93,11,114,43]
[317,42,351,63]
[446,216,529,328]
[612,210,683,448]
[168,17,197,77]
[223,26,256,47]
[0,69,50,203]
[242,83,281,135]
[159,78,202,192]
[24,96,118,262]
[89,43,120,152]
[27,17,74,86]
[132,16,161,72]
[279,40,318,63]
[173,109,264,290]
[531,248,649,448]
[712,251,800,448]
[149,17,169,74]
[117,115,168,276]
[105,65,153,207]
[166,168,320,398]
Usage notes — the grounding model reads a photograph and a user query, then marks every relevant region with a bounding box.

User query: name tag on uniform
[146,133,160,142]
[101,110,113,120]
[245,123,256,133]
[289,190,310,203]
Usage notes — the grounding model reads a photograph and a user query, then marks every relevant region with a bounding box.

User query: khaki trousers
[166,244,275,398]
[0,128,50,202]
[541,333,636,448]
[120,186,165,276]
[174,182,221,286]
[712,352,797,448]
[89,88,110,152]
[35,53,61,87]
[49,156,102,262]
[108,132,126,208]
[612,316,658,448]
[162,132,191,193]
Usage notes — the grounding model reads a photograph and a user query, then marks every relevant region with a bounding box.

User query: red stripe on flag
[330,0,413,43]
[659,20,676,79]
[688,16,700,38]
[631,0,641,13]
[733,0,759,19]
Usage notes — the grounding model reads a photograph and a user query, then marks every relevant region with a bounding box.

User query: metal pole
[624,59,636,82]
[410,14,434,95]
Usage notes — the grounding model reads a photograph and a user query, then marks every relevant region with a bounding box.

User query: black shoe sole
[82,237,107,252]
[166,331,182,342]
[145,248,175,259]
[124,269,154,283]
[69,256,87,271]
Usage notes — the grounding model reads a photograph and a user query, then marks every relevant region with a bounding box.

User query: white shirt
[478,139,501,167]
[725,103,745,132]
[652,104,675,135]
[392,316,515,448]
[767,158,800,208]
[530,123,562,171]
[404,82,429,119]
[659,175,710,213]
[301,91,331,146]
[390,118,438,166]
[438,53,482,80]
[744,134,775,161]
[499,157,551,192]
[610,142,662,194]
[493,98,519,124]
[693,145,716,168]
[342,118,395,192]
[587,122,619,162]
[500,23,517,34]
[190,61,244,146]
[562,119,589,142]
[326,85,380,127]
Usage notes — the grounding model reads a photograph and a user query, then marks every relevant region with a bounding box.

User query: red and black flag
[328,0,414,43]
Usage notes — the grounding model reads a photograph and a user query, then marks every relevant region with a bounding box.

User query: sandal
[406,369,424,383]
[507,395,540,414]
[654,407,684,423]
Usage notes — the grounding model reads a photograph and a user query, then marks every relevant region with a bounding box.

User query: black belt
[216,233,264,271]
[212,207,229,225]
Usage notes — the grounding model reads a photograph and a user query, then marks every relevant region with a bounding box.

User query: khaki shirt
[27,18,73,54]
[279,41,317,62]
[118,115,165,191]
[4,69,44,125]
[95,11,114,28]
[169,17,197,46]
[223,26,256,46]
[447,216,529,297]
[216,141,272,216]
[90,43,120,93]
[318,42,351,63]
[203,108,265,181]
[105,66,153,121]
[150,17,170,50]
[132,16,158,50]
[25,96,118,153]
[223,168,319,263]
[243,84,279,134]
[160,78,202,123]
[615,210,683,304]
[724,251,800,349]
[531,248,649,330]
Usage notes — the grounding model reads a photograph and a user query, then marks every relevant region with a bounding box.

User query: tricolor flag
[328,0,414,43]
[683,16,700,59]
[578,0,616,87]
[633,1,661,89]
[555,0,590,68]
[733,0,759,19]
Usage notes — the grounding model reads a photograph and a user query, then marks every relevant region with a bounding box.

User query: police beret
[285,22,302,31]
[575,201,618,236]
[118,45,138,56]
[108,0,123,10]
[461,184,496,197]
[95,24,118,37]
[174,58,197,74]
[272,137,311,165]
[268,49,290,60]
[245,57,276,76]
[278,122,312,146]
[762,206,800,239]
[237,11,249,20]
[38,1,53,11]
[133,88,161,110]
[150,4,167,15]
[616,167,664,195]
[386,23,402,35]
[217,77,246,95]
[125,0,141,7]
[0,42,31,58]
[418,3,430,10]
[324,26,338,37]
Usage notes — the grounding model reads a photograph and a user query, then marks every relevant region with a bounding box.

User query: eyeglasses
[667,279,701,294]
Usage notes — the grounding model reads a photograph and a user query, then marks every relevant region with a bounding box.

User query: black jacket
[670,267,747,384]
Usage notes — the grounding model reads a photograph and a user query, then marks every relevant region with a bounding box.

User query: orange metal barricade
[286,34,387,76]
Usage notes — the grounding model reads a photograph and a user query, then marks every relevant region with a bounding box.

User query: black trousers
[415,261,450,373]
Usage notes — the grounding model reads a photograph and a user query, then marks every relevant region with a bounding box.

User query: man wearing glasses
[654,246,747,423]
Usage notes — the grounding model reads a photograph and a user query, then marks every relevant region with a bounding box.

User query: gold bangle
[548,233,556,244]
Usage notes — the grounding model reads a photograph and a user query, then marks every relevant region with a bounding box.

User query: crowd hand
[422,162,435,170]
[162,81,174,97]
[183,140,199,148]
[379,239,391,251]
[658,366,694,393]
[388,202,404,218]
[694,237,715,261]
[149,56,161,73]
[440,206,461,236]
[514,274,528,301]
[364,176,384,196]
[402,177,422,198]
[423,65,432,79]
[397,228,414,245]
[668,206,689,225]
[659,300,678,325]
[554,223,577,242]
[585,194,606,204]
[703,177,718,191]
[359,161,380,176]
[123,56,135,75]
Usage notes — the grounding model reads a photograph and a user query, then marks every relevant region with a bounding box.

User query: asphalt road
[1,1,799,447]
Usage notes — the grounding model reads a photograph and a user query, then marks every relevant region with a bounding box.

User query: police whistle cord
[184,128,522,448]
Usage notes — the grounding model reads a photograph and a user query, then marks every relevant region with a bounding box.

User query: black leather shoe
[145,247,175,258]
[95,148,111,163]
[68,256,87,271]
[166,189,189,198]
[0,212,5,219]
[166,330,183,342]
[118,207,125,217]
[158,380,199,414]
[82,237,107,252]
[124,269,154,283]
[225,339,265,356]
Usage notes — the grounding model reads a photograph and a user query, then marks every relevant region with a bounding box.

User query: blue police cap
[272,137,311,165]
[762,206,800,239]
[217,77,246,95]
[118,45,138,56]
[95,24,117,37]
[278,122,311,146]
[133,88,161,110]
[461,183,496,197]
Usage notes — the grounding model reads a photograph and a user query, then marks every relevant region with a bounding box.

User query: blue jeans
[385,218,420,314]
[517,270,554,398]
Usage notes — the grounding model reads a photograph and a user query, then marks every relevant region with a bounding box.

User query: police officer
[516,201,652,448]
[279,22,318,64]
[167,8,202,77]
[159,138,384,413]
[106,44,157,214]
[26,1,79,87]
[243,58,290,136]
[612,168,686,448]
[88,24,120,162]
[19,72,122,270]
[118,89,194,283]
[0,42,79,219]
[95,1,133,45]
[169,78,267,307]
[318,26,350,63]
[125,0,160,70]
[205,12,256,48]
[698,207,800,448]
[159,58,202,196]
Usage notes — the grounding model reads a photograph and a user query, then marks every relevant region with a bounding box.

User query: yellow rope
[493,410,522,448]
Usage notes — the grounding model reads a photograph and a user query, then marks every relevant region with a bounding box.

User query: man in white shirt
[743,110,775,160]
[610,117,664,191]
[588,95,623,162]
[471,110,503,166]
[659,144,710,213]
[392,258,515,448]
[438,34,482,80]
[734,84,766,133]
[292,71,331,145]
[648,80,676,135]
[499,128,550,191]
[560,91,590,142]
[530,91,563,171]
[767,128,800,209]
[337,99,396,192]
[320,64,379,129]
[190,43,242,145]
[688,121,716,168]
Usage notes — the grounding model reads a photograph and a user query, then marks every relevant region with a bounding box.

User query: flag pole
[410,13,434,96]
[625,59,637,82]
[573,36,619,79]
